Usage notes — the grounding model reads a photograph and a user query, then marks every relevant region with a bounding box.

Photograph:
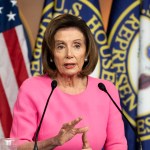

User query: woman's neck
[55,74,88,94]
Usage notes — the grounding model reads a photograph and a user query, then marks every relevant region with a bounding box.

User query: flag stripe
[3,28,29,87]
[0,122,4,138]
[0,34,18,114]
[0,79,12,137]
[16,25,31,77]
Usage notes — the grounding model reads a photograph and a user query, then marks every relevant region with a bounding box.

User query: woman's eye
[56,45,64,49]
[74,44,81,49]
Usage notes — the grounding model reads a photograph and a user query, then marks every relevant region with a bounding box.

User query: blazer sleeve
[104,81,128,150]
[10,80,37,143]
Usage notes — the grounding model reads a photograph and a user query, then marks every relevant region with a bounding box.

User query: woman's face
[53,27,86,77]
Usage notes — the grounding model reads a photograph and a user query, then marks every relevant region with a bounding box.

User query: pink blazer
[10,75,127,150]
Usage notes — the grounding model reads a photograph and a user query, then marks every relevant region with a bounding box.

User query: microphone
[33,80,57,150]
[98,82,142,150]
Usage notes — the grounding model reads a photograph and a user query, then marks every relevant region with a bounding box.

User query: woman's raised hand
[55,117,89,146]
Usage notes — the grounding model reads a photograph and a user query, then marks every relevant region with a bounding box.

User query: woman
[10,14,127,150]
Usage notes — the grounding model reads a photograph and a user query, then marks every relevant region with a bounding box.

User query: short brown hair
[42,13,98,77]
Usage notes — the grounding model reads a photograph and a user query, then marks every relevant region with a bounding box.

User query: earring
[84,58,88,62]
[50,58,53,62]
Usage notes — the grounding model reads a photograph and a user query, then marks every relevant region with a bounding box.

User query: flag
[137,0,150,149]
[30,0,54,76]
[107,0,141,149]
[0,0,31,138]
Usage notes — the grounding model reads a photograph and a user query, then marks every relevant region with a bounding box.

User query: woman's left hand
[55,117,88,146]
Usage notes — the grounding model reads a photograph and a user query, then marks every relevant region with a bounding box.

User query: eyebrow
[54,39,85,45]
[55,40,64,44]
[73,39,83,42]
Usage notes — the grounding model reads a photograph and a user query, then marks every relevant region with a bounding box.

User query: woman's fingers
[60,126,88,136]
[62,117,82,129]
[57,117,90,147]
[82,132,91,149]
[75,127,88,134]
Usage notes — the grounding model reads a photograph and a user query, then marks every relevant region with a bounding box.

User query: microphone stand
[33,80,57,150]
[98,83,142,150]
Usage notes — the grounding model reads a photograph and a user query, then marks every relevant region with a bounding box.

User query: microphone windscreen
[51,80,57,89]
[98,83,107,92]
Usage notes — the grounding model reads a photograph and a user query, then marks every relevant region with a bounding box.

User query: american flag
[0,0,31,138]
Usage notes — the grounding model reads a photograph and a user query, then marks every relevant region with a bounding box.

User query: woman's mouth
[64,63,76,69]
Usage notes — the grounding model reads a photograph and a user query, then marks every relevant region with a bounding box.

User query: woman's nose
[66,47,73,58]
